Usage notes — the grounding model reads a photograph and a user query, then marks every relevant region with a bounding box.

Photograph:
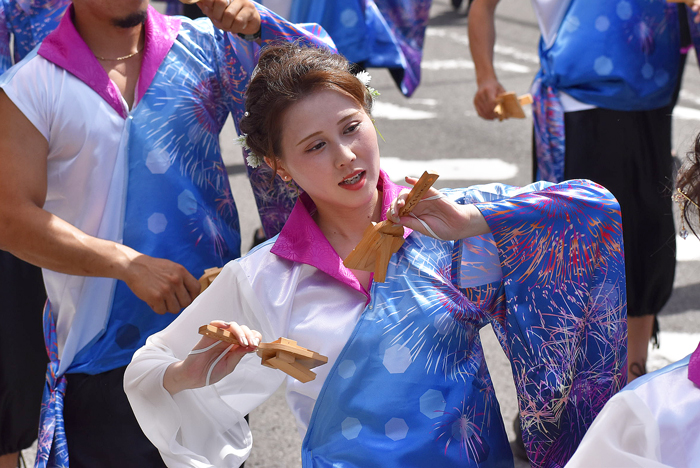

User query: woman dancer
[125,42,627,468]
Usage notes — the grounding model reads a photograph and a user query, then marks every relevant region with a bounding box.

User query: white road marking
[680,89,700,106]
[677,234,700,261]
[380,157,518,181]
[422,59,530,74]
[372,101,437,120]
[408,98,439,106]
[673,106,700,121]
[648,331,700,373]
[426,28,540,63]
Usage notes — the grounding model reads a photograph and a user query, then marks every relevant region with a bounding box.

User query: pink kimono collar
[689,341,700,387]
[271,170,410,300]
[37,5,180,119]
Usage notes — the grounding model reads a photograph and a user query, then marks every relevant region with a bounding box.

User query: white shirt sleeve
[124,261,286,468]
[565,391,669,467]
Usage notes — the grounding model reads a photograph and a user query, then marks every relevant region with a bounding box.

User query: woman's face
[273,89,380,216]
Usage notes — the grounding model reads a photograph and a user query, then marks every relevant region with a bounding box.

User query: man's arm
[468,0,505,120]
[0,90,201,315]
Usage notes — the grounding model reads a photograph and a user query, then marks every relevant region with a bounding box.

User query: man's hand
[123,254,202,315]
[198,0,261,35]
[474,78,506,120]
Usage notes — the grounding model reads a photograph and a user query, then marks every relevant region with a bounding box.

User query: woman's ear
[264,156,292,182]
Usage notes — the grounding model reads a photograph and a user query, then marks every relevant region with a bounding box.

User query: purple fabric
[36,302,68,468]
[689,341,700,387]
[37,5,180,118]
[532,82,566,183]
[271,170,410,298]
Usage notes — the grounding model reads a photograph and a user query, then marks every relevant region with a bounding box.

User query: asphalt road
[219,1,700,466]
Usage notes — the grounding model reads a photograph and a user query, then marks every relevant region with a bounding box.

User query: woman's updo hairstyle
[239,41,373,164]
[677,133,700,238]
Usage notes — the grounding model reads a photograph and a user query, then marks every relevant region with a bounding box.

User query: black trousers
[64,366,167,468]
[0,252,47,455]
[64,366,249,467]
[554,106,676,318]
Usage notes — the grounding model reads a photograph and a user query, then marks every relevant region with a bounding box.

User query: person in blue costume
[566,133,700,468]
[0,1,334,466]
[469,0,693,385]
[167,0,432,97]
[0,2,69,468]
[125,42,628,468]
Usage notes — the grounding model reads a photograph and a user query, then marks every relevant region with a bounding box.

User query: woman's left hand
[387,176,491,240]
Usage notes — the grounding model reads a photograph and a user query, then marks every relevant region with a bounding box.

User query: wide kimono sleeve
[0,1,11,73]
[471,179,628,468]
[124,261,286,468]
[213,4,336,238]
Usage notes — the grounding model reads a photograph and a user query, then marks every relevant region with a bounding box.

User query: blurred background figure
[469,0,694,386]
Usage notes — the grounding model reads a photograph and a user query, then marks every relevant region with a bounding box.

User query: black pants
[0,252,47,455]
[64,366,249,467]
[556,106,676,318]
[64,366,167,468]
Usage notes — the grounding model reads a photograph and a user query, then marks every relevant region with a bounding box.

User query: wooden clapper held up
[198,325,328,383]
[195,272,328,383]
[343,170,439,282]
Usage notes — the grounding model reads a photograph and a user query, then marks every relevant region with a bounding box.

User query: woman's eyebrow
[296,112,362,146]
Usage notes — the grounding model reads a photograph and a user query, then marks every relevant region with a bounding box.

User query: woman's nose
[335,144,356,167]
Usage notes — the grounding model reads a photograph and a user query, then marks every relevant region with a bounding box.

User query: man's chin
[112,9,147,29]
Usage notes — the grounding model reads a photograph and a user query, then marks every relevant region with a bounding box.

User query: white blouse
[124,243,368,467]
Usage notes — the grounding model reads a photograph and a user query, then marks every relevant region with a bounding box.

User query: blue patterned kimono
[0,0,69,72]
[0,4,333,466]
[285,0,431,96]
[300,178,627,468]
[166,0,432,96]
[533,0,684,182]
[124,176,627,468]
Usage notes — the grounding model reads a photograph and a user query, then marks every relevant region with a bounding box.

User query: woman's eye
[307,141,325,152]
[344,122,361,134]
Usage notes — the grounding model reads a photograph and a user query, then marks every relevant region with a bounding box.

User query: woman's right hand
[163,320,262,395]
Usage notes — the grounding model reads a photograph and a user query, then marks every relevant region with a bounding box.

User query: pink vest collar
[271,171,410,300]
[38,5,180,119]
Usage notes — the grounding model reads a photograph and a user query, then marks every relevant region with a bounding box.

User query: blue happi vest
[30,6,333,466]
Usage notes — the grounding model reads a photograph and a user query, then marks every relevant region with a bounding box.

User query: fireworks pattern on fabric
[36,303,69,468]
[33,8,336,466]
[304,180,626,467]
[0,0,70,72]
[373,0,432,96]
[532,83,566,184]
